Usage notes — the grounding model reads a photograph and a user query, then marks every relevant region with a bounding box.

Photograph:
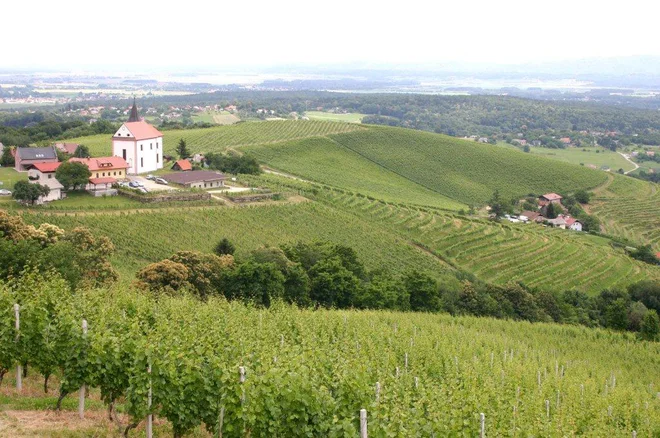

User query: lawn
[0,166,27,190]
[306,111,365,123]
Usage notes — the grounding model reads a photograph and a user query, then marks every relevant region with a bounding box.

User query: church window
[150,143,153,150]
[141,158,143,168]
[102,172,105,177]
[156,154,159,163]
[140,145,143,151]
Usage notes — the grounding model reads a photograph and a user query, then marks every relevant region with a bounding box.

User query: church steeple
[128,97,140,122]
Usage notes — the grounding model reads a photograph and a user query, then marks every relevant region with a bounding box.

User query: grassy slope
[22,202,454,282]
[589,174,660,251]
[305,111,365,123]
[68,120,365,157]
[324,126,608,205]
[527,146,635,172]
[244,137,464,210]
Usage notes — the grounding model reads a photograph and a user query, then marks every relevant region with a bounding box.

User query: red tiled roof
[173,159,192,171]
[520,210,540,220]
[117,121,163,140]
[89,177,116,185]
[69,156,129,172]
[559,137,571,143]
[30,161,62,172]
[541,193,562,201]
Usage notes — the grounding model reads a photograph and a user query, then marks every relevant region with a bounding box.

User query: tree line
[136,238,660,341]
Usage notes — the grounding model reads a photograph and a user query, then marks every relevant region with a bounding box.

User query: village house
[54,143,80,155]
[14,146,58,172]
[171,159,192,171]
[547,214,582,231]
[559,137,572,145]
[69,156,129,196]
[112,99,163,175]
[162,170,226,189]
[538,193,563,206]
[512,139,527,146]
[520,210,545,223]
[27,162,65,203]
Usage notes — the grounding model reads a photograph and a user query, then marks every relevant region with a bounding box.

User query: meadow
[1,286,658,437]
[191,110,240,125]
[524,146,635,172]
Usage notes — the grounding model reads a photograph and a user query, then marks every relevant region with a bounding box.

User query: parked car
[128,181,140,188]
[0,189,11,196]
[135,180,145,187]
[155,177,168,185]
[118,181,130,187]
[146,174,156,180]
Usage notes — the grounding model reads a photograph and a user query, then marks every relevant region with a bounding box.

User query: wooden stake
[14,304,21,392]
[479,413,485,438]
[217,406,225,438]
[375,382,380,402]
[147,364,153,438]
[360,409,368,438]
[414,377,419,389]
[404,353,408,370]
[545,399,550,419]
[239,366,246,404]
[79,319,87,419]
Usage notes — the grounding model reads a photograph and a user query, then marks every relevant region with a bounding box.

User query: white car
[154,177,168,185]
[0,189,11,196]
[146,174,156,180]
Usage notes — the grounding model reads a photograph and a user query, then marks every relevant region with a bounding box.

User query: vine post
[147,363,153,438]
[79,319,87,419]
[360,409,367,438]
[14,304,21,392]
[479,413,485,438]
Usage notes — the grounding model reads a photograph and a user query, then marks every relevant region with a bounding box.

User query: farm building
[520,210,545,223]
[27,162,65,204]
[547,214,582,231]
[538,193,563,206]
[112,99,163,175]
[172,159,192,171]
[162,170,226,189]
[14,146,58,172]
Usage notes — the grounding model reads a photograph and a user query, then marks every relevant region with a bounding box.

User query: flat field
[306,111,365,123]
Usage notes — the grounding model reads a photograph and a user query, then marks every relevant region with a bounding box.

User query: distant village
[503,192,583,231]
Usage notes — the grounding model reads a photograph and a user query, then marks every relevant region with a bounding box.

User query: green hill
[244,125,607,206]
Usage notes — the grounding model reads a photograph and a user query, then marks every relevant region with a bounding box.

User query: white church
[112,100,164,174]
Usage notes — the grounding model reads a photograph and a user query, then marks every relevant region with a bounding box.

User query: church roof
[128,98,140,122]
[118,121,163,141]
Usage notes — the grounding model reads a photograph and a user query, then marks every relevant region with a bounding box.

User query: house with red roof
[69,156,129,195]
[172,159,192,171]
[112,99,163,175]
[538,193,563,207]
[26,162,65,203]
[54,143,80,155]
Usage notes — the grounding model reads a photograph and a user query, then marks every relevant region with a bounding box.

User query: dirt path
[618,152,639,174]
[263,167,310,182]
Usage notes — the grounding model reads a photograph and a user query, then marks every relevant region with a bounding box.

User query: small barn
[162,170,226,189]
[172,159,192,171]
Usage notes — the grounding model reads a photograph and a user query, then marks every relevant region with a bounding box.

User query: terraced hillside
[69,120,364,157]
[244,137,465,210]
[245,125,607,206]
[22,202,454,281]
[590,175,660,251]
[316,190,660,293]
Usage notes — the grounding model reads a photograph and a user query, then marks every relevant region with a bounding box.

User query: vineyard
[589,175,660,251]
[316,127,607,205]
[243,137,465,210]
[68,120,364,158]
[21,202,453,281]
[1,283,659,437]
[314,189,660,293]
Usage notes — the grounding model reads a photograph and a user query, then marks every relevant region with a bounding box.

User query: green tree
[135,260,191,293]
[72,144,90,158]
[404,271,441,312]
[213,237,236,256]
[308,257,360,308]
[545,202,560,219]
[55,161,91,191]
[574,189,591,204]
[640,310,660,341]
[12,181,50,205]
[169,251,234,299]
[488,189,509,218]
[176,138,190,159]
[523,145,530,153]
[0,147,15,167]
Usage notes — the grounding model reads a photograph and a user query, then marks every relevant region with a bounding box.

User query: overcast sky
[3,0,658,70]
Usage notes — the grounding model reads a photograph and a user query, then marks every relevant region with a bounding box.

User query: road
[618,152,639,174]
